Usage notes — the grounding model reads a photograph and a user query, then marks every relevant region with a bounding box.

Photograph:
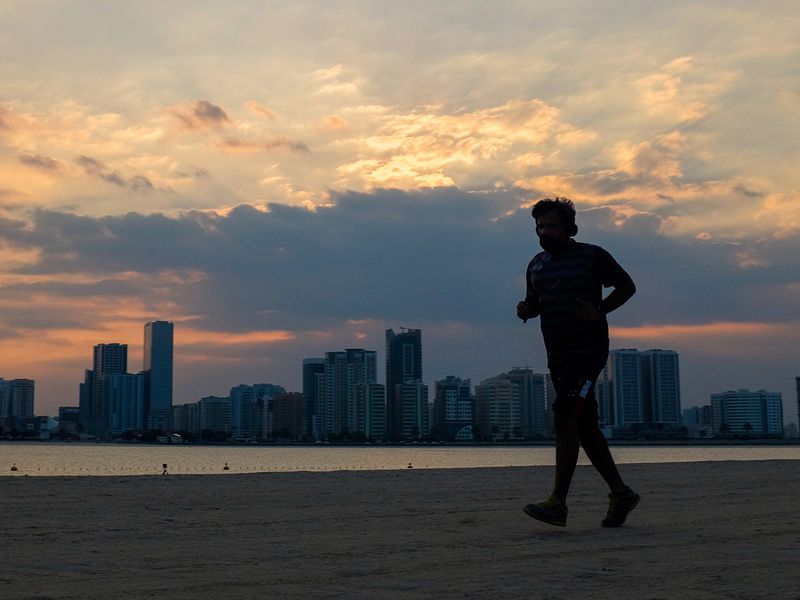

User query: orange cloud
[246,101,278,119]
[178,328,296,346]
[611,321,785,340]
[321,115,349,130]
[335,99,585,190]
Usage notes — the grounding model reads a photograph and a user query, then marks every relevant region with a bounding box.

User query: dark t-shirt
[525,241,630,354]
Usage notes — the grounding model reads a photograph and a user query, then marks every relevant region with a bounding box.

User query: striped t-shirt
[525,241,630,353]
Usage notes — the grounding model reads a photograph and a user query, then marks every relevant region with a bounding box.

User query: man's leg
[553,413,580,505]
[578,419,626,496]
[579,418,641,527]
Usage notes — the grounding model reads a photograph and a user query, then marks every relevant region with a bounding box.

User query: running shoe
[601,486,640,527]
[523,494,568,527]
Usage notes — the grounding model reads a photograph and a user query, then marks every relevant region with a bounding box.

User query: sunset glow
[1,1,798,419]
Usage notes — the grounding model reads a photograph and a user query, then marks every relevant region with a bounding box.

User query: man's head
[531,197,577,252]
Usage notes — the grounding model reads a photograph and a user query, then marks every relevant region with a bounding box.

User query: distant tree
[200,429,228,443]
[271,427,294,441]
[349,430,367,443]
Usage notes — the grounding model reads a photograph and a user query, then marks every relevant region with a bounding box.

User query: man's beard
[538,236,565,252]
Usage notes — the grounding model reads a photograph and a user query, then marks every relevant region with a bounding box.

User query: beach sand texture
[2,460,798,599]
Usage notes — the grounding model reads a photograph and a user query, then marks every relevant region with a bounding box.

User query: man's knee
[553,412,578,435]
[577,417,601,438]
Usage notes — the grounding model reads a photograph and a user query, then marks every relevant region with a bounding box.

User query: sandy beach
[2,460,798,600]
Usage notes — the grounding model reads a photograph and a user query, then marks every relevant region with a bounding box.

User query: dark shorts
[548,347,608,423]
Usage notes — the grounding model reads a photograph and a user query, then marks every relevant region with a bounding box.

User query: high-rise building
[321,351,346,436]
[81,343,128,436]
[318,349,377,438]
[302,358,325,438]
[198,395,231,434]
[795,376,800,433]
[641,350,681,424]
[711,389,783,436]
[598,349,642,426]
[597,348,681,428]
[108,372,145,435]
[173,403,199,434]
[252,383,286,439]
[0,378,35,422]
[354,383,387,439]
[475,375,520,440]
[682,405,713,438]
[386,328,422,440]
[505,368,547,437]
[433,376,473,441]
[271,392,304,440]
[143,321,174,431]
[396,382,429,440]
[229,384,257,440]
[345,348,377,431]
[93,343,128,376]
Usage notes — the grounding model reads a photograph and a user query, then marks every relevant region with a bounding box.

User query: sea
[2,442,799,477]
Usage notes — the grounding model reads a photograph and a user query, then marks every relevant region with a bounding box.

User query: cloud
[74,155,171,193]
[169,100,231,130]
[334,99,587,190]
[75,155,127,187]
[3,187,799,332]
[216,137,310,155]
[246,101,277,119]
[19,153,66,176]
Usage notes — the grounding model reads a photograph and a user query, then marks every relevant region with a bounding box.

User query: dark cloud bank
[2,187,799,330]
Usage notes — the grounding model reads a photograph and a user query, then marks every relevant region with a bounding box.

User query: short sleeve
[596,247,630,288]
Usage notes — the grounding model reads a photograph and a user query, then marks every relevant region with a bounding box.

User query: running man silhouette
[517,197,640,527]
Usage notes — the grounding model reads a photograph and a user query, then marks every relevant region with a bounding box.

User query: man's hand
[516,301,531,323]
[575,298,602,322]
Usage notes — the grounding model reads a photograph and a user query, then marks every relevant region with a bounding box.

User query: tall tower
[82,343,128,436]
[302,358,325,439]
[602,349,643,426]
[144,321,174,431]
[318,349,377,438]
[385,328,422,440]
[796,376,800,435]
[641,350,681,424]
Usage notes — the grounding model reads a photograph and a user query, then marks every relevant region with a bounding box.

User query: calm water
[2,442,799,477]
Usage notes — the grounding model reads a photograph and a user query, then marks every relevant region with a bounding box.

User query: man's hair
[531,197,578,237]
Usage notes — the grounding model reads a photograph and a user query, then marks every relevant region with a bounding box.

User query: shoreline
[3,437,799,447]
[3,455,800,480]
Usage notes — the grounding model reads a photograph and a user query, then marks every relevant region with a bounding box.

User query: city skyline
[3,325,798,426]
[1,2,799,424]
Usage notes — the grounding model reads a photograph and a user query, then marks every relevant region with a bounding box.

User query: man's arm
[517,263,540,322]
[576,269,636,322]
[600,271,636,315]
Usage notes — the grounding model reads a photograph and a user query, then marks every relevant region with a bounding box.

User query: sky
[1,1,799,423]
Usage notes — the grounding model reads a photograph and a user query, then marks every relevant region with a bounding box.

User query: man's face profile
[536,210,568,252]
